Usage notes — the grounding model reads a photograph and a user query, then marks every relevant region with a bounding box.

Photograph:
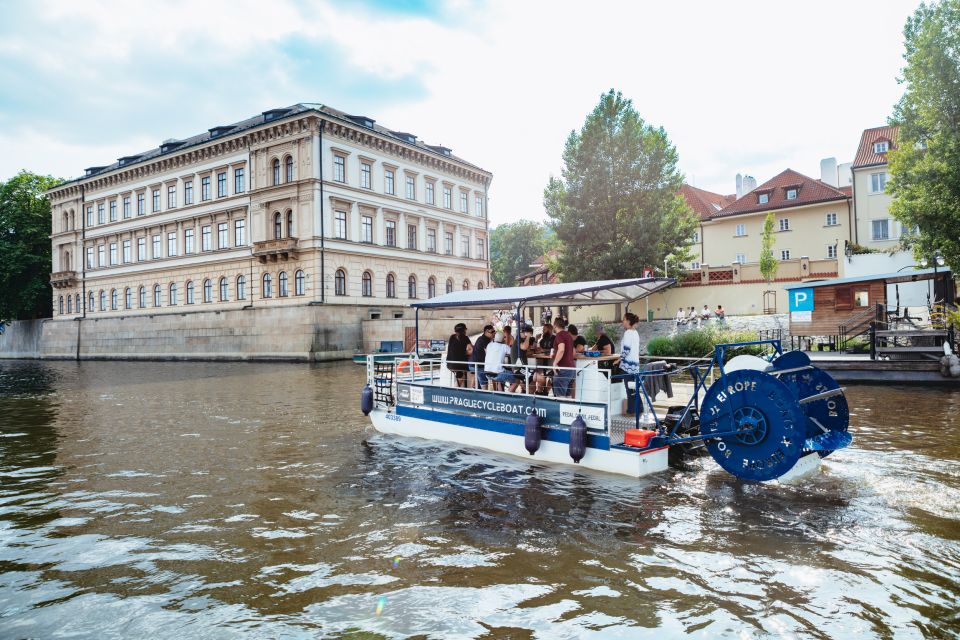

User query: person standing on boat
[619,312,642,383]
[551,317,576,398]
[509,324,536,393]
[446,323,472,387]
[537,323,554,353]
[469,324,495,389]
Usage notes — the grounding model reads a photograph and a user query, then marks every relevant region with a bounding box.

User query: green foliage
[644,327,765,362]
[489,220,554,287]
[544,89,698,281]
[888,0,960,271]
[759,212,778,283]
[0,171,63,320]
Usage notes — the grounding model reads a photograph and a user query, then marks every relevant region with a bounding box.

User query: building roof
[710,168,850,219]
[852,125,900,169]
[783,267,949,290]
[680,184,737,221]
[54,103,490,188]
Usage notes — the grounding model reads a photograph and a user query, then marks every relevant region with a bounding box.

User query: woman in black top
[446,323,473,387]
[591,322,615,370]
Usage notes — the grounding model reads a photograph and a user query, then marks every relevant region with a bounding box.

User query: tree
[0,171,63,321]
[489,220,553,287]
[544,89,698,282]
[888,0,960,269]
[759,212,778,283]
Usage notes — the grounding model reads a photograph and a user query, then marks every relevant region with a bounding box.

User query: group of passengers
[445,312,641,398]
[676,304,725,327]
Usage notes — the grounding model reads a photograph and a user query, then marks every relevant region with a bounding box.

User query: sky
[0,0,922,226]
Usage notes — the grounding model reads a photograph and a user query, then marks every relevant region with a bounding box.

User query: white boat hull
[370,408,669,478]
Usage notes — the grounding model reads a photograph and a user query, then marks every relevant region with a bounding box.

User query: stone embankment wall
[0,304,405,362]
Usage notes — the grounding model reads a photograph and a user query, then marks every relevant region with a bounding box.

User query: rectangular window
[444,231,453,255]
[855,290,870,307]
[475,195,483,217]
[735,223,746,237]
[86,206,93,226]
[477,238,485,259]
[360,162,371,189]
[109,200,117,222]
[384,169,395,195]
[334,156,345,182]
[167,185,177,208]
[779,218,790,231]
[122,240,131,263]
[201,176,211,201]
[407,224,417,250]
[872,219,890,240]
[152,189,160,212]
[98,203,105,224]
[123,196,131,219]
[427,228,436,252]
[758,193,769,204]
[780,249,791,260]
[785,189,797,200]
[335,211,347,239]
[137,237,146,261]
[461,236,469,257]
[234,219,246,246]
[827,244,837,259]
[217,172,227,197]
[735,253,746,264]
[86,247,94,268]
[98,245,105,267]
[405,176,415,199]
[361,216,373,243]
[234,168,245,193]
[109,243,117,265]
[137,193,145,215]
[691,261,701,270]
[185,228,194,254]
[184,180,193,205]
[201,225,211,251]
[870,172,887,194]
[167,232,177,257]
[218,222,228,249]
[443,186,452,209]
[874,141,889,154]
[460,191,468,213]
[426,181,435,205]
[152,234,161,258]
[826,212,838,226]
[385,220,396,247]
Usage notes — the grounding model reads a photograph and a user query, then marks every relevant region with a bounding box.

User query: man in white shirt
[676,308,686,326]
[484,331,512,391]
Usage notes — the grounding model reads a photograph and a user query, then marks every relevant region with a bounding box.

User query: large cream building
[47,104,491,327]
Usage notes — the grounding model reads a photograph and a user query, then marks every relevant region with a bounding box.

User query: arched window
[110,289,118,310]
[262,273,273,298]
[58,296,64,315]
[67,295,72,314]
[169,283,178,305]
[278,271,289,297]
[285,155,294,182]
[463,280,470,291]
[138,286,146,309]
[153,284,161,307]
[203,279,212,303]
[446,278,454,294]
[428,276,436,298]
[186,281,195,304]
[362,271,372,297]
[386,273,396,298]
[62,213,68,233]
[273,158,281,185]
[88,291,95,313]
[64,251,71,271]
[477,281,484,290]
[274,212,283,239]
[99,290,107,311]
[335,269,346,296]
[287,210,294,237]
[124,288,132,310]
[75,294,80,314]
[219,277,229,301]
[237,275,246,300]
[408,275,417,299]
[295,269,305,296]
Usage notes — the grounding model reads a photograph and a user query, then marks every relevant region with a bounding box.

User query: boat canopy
[411,277,676,311]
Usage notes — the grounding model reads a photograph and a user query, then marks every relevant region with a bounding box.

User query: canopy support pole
[415,307,420,357]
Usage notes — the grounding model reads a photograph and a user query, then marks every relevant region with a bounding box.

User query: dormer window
[786,188,797,200]
[758,193,769,204]
[874,140,889,154]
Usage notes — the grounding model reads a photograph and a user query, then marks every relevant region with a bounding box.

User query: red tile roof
[680,184,737,221]
[710,168,850,218]
[852,125,899,169]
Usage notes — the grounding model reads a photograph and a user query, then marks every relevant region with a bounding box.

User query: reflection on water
[0,360,958,638]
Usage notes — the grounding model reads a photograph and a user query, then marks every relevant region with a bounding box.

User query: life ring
[396,360,422,374]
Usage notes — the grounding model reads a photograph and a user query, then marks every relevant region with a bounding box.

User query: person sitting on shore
[700,304,711,323]
[676,307,687,326]
[715,305,726,322]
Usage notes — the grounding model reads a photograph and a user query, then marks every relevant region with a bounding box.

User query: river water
[0,360,957,639]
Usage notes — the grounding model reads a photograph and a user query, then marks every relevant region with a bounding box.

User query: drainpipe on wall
[484,179,491,287]
[850,173,859,246]
[77,184,86,361]
[318,119,326,303]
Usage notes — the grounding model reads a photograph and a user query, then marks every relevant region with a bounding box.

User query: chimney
[742,175,757,194]
[736,173,743,198]
[820,157,839,187]
[836,162,853,187]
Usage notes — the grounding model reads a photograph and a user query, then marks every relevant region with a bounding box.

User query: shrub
[645,336,674,357]
[642,327,765,362]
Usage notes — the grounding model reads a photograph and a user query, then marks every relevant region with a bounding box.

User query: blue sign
[789,287,814,312]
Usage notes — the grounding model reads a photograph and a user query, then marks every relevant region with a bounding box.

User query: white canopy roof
[411,277,676,310]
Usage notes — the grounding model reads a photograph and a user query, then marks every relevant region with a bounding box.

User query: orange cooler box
[624,429,658,448]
